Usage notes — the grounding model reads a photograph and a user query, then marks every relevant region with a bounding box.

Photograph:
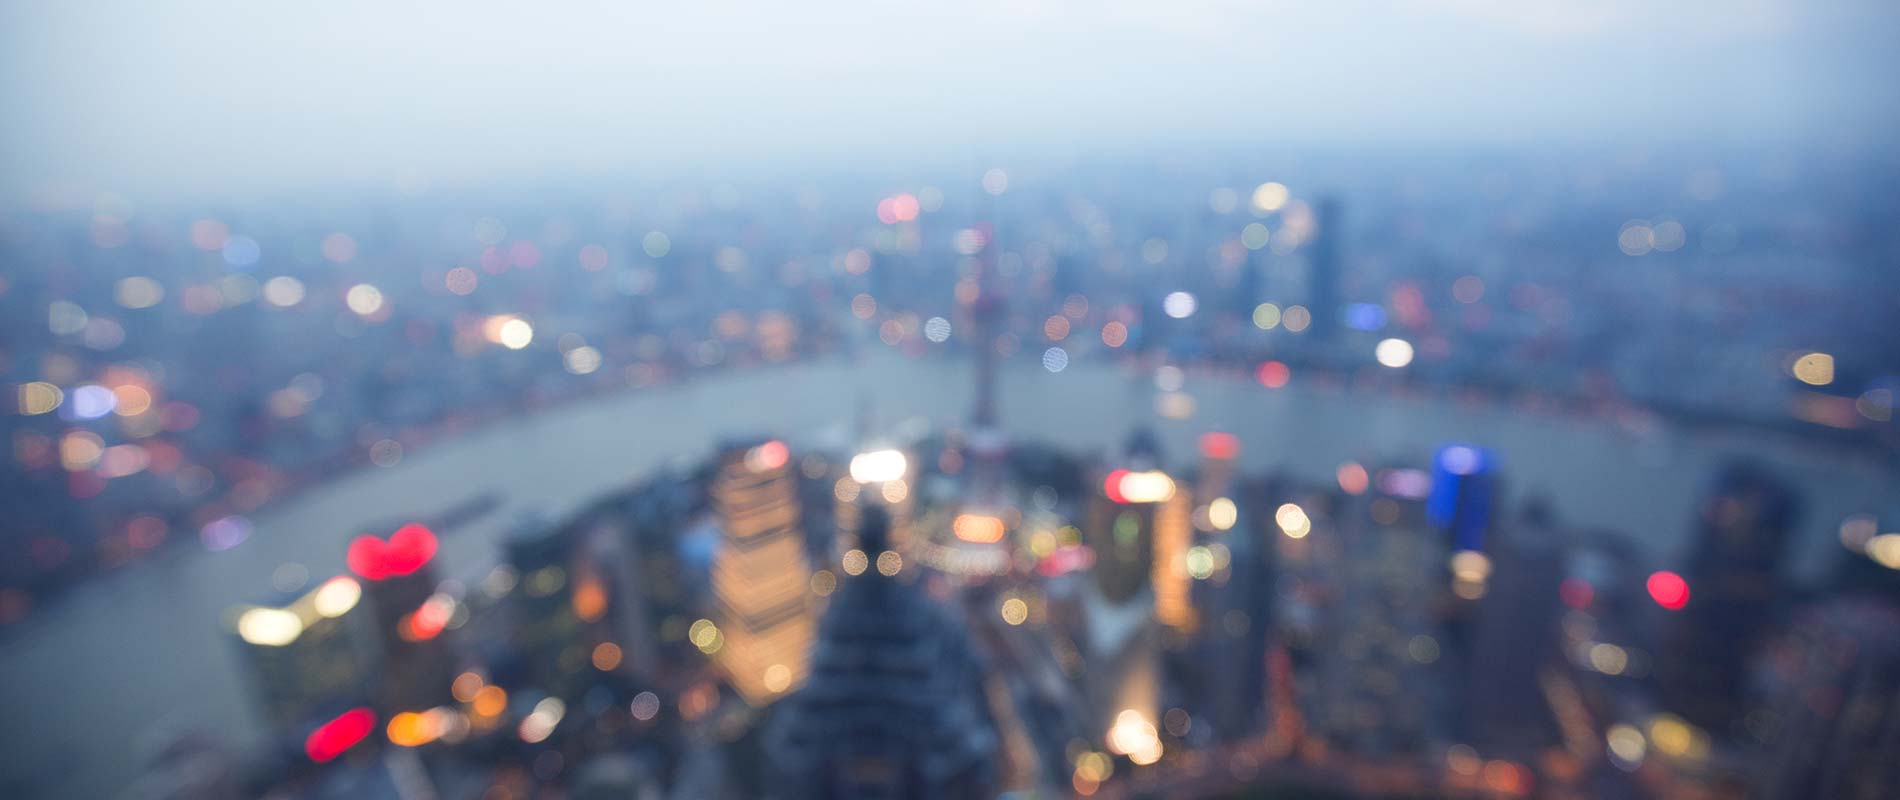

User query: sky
[1,0,1894,198]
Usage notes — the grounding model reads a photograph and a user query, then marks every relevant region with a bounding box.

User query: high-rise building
[1754,598,1900,800]
[1659,461,1799,733]
[1306,197,1343,341]
[1149,485,1196,632]
[503,511,581,695]
[711,438,815,705]
[1086,466,1174,605]
[348,522,457,713]
[838,445,918,553]
[1456,516,1566,759]
[1187,475,1277,741]
[230,575,369,732]
[767,507,997,799]
[1427,444,1497,557]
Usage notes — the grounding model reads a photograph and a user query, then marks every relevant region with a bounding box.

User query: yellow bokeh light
[763,663,793,693]
[1791,352,1834,386]
[875,550,903,576]
[344,283,384,316]
[18,382,62,415]
[1251,182,1289,213]
[591,641,623,671]
[1275,503,1310,538]
[1207,497,1237,531]
[471,685,508,717]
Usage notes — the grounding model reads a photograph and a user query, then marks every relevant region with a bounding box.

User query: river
[2,352,1893,799]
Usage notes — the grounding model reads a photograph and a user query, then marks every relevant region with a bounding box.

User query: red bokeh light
[1646,570,1689,610]
[402,599,451,641]
[305,707,375,762]
[754,440,789,470]
[1256,361,1290,388]
[1199,432,1240,461]
[347,523,437,581]
[1559,577,1595,609]
[891,193,920,222]
[1103,469,1130,503]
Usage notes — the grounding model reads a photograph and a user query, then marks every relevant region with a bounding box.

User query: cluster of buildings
[144,335,1897,800]
[7,151,1898,624]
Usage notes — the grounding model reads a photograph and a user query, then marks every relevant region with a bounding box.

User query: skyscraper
[767,507,998,799]
[1150,485,1196,632]
[1307,197,1343,341]
[1754,598,1900,800]
[231,575,368,732]
[711,438,815,705]
[1659,461,1799,733]
[346,522,457,714]
[504,511,592,696]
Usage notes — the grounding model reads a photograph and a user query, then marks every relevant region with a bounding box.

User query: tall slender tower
[1307,197,1342,341]
[711,439,815,705]
[969,222,1004,433]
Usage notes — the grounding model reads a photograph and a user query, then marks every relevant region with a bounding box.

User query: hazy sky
[2,0,1894,197]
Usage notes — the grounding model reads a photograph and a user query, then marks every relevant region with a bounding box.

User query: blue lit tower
[1427,444,1497,556]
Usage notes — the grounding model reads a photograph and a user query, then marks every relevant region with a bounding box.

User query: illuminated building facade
[836,446,917,555]
[1149,486,1195,632]
[231,575,369,732]
[712,439,814,705]
[1086,465,1179,606]
[1428,444,1497,555]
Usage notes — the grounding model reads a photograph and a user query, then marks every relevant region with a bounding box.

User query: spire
[969,223,1003,431]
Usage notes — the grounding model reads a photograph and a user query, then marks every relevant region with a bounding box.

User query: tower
[711,439,815,706]
[1754,598,1900,800]
[346,522,457,714]
[767,507,998,799]
[505,514,582,693]
[1659,461,1799,734]
[1149,484,1196,632]
[1307,197,1342,341]
[230,575,369,733]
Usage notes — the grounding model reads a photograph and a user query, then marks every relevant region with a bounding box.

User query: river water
[3,352,1893,799]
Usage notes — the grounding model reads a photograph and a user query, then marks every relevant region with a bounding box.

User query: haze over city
[3,3,1899,800]
[3,0,1896,196]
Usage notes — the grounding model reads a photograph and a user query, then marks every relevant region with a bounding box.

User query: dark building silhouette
[1659,461,1799,734]
[504,513,592,696]
[767,508,997,799]
[1307,197,1343,341]
[1754,598,1900,800]
[1456,516,1566,759]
